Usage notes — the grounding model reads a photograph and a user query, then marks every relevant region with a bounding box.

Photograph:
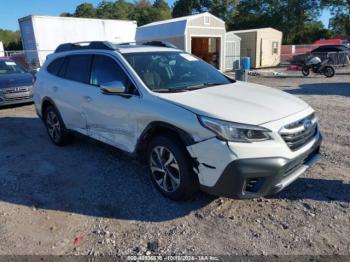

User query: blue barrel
[241,57,251,70]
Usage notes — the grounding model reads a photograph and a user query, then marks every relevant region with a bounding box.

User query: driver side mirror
[100,81,126,95]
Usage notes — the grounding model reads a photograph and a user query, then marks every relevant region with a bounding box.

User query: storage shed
[225,32,241,70]
[18,15,137,66]
[230,27,282,68]
[136,12,226,71]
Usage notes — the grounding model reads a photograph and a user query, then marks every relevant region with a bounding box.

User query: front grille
[2,87,29,94]
[280,113,318,151]
[4,96,32,102]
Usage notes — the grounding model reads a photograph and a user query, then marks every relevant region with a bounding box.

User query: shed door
[260,39,271,67]
[225,41,239,70]
[191,37,220,69]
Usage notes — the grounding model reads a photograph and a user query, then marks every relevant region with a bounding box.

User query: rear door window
[62,55,93,84]
[47,57,65,76]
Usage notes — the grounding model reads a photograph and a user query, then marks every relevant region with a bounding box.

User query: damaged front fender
[187,138,237,187]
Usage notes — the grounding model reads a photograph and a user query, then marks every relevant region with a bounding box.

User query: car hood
[0,73,33,89]
[154,81,310,125]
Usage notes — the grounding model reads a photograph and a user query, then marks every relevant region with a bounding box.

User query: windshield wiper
[203,82,227,87]
[185,82,227,90]
[153,88,189,93]
[153,82,227,93]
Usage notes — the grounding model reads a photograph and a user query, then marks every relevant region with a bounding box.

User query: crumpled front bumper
[199,135,322,199]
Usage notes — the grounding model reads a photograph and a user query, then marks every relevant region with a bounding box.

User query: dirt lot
[0,69,349,256]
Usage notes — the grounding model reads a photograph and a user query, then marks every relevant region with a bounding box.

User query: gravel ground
[0,69,349,256]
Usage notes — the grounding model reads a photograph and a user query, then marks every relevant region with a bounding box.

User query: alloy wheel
[46,111,61,143]
[149,146,181,193]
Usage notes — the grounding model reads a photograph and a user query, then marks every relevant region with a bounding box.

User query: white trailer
[0,41,4,57]
[18,15,137,66]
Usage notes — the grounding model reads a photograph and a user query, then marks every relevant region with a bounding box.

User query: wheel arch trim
[134,121,195,158]
[41,97,67,128]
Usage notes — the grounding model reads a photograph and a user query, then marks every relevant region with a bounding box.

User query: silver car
[0,58,34,106]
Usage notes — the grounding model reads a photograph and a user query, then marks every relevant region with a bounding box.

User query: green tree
[322,0,350,34]
[96,0,134,20]
[202,0,238,22]
[132,0,158,26]
[74,3,97,18]
[60,12,73,17]
[294,21,333,44]
[61,0,170,26]
[153,0,172,21]
[172,0,203,18]
[0,29,22,50]
[172,0,237,21]
[231,0,325,44]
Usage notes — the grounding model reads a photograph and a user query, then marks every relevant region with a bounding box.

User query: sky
[0,0,330,31]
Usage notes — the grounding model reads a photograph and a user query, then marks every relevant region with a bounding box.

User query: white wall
[0,41,4,57]
[19,16,137,66]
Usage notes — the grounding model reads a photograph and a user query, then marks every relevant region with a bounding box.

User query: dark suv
[311,45,349,55]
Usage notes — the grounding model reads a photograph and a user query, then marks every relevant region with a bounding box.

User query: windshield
[0,60,26,75]
[123,52,233,92]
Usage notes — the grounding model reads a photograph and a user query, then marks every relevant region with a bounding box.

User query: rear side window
[91,55,130,87]
[314,46,342,52]
[313,47,326,52]
[47,57,65,76]
[62,55,93,84]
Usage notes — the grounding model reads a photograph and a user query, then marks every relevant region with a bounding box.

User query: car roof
[117,45,180,54]
[314,45,347,49]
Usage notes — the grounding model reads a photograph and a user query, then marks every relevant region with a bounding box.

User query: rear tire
[323,66,335,78]
[146,136,199,201]
[44,105,72,146]
[302,66,310,76]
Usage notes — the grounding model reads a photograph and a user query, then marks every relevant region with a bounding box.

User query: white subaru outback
[33,41,322,200]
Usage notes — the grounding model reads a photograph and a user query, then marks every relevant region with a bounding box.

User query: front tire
[146,136,199,201]
[44,105,72,146]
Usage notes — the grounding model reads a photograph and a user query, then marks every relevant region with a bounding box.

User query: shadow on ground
[1,117,349,222]
[286,82,350,97]
[0,116,214,222]
[271,177,350,203]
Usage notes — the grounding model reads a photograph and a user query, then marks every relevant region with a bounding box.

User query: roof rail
[54,41,115,53]
[118,41,178,49]
[54,40,178,53]
[142,41,178,49]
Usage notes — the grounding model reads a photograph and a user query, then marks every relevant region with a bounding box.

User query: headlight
[198,116,271,143]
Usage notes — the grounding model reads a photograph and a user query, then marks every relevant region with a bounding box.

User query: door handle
[52,86,58,92]
[83,96,92,103]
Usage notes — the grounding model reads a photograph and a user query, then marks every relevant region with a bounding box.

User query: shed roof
[138,12,224,28]
[225,32,241,40]
[230,27,282,34]
[136,12,225,41]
